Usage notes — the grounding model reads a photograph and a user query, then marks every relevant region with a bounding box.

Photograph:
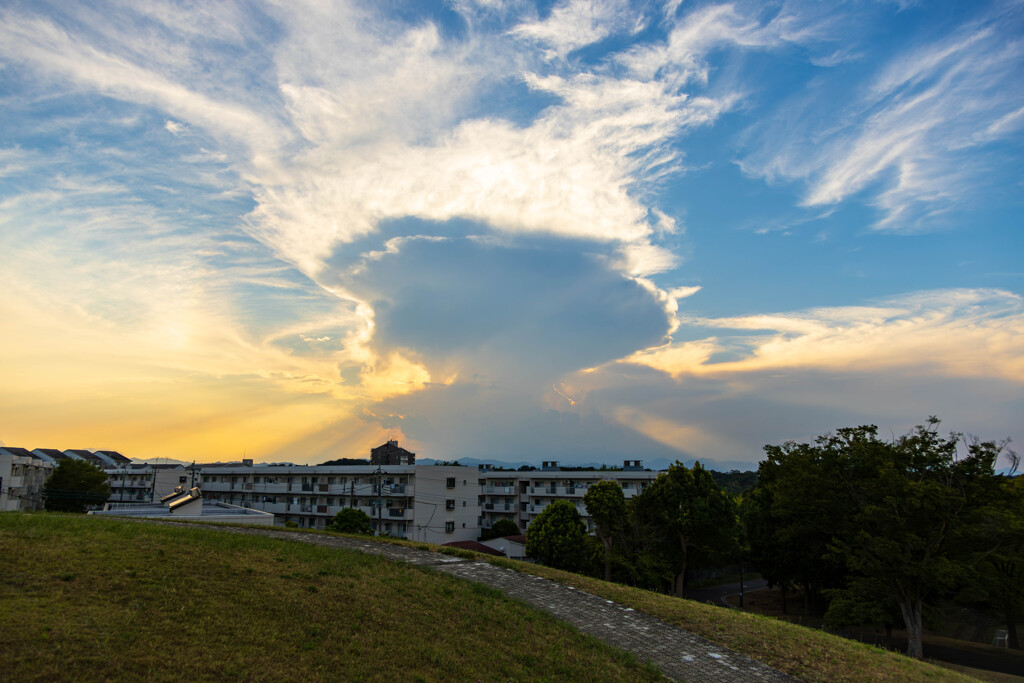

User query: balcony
[388,508,405,517]
[301,484,313,492]
[483,485,514,494]
[484,503,494,510]
[389,484,406,494]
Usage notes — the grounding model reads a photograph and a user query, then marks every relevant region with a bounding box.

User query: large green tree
[830,421,1001,658]
[750,419,1004,659]
[961,471,1023,650]
[526,500,587,571]
[43,460,110,513]
[582,480,626,581]
[327,507,373,535]
[630,462,740,597]
[482,518,520,540]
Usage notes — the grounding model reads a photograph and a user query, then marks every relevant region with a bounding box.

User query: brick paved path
[173,524,800,682]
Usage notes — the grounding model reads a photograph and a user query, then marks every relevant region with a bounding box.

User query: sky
[1,0,1022,470]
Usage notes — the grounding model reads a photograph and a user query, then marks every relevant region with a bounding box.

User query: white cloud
[620,288,1024,381]
[510,0,635,59]
[739,10,1024,229]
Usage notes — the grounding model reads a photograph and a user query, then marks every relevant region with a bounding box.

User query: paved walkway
[169,524,800,682]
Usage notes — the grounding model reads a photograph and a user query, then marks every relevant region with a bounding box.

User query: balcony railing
[388,508,404,517]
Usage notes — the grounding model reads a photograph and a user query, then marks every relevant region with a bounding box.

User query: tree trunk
[675,530,688,598]
[898,597,925,659]
[601,536,612,582]
[1007,603,1020,650]
[675,569,686,598]
[780,586,787,615]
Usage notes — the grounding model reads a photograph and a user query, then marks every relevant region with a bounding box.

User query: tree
[752,419,1004,659]
[327,507,373,535]
[630,462,741,597]
[583,480,626,581]
[962,472,1023,650]
[481,518,520,540]
[829,420,1000,659]
[526,500,587,571]
[43,460,110,513]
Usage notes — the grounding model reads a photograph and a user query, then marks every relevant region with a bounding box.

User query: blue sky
[1,0,1021,469]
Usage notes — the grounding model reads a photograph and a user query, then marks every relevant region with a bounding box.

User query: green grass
[217,525,985,682]
[481,559,980,683]
[238,526,983,682]
[0,513,661,682]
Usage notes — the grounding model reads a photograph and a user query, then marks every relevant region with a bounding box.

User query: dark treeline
[525,417,1021,660]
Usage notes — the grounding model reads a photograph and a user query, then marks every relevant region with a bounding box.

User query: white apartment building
[198,464,479,545]
[104,464,188,505]
[477,461,659,534]
[0,447,54,511]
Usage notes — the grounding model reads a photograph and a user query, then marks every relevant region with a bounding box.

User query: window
[253,476,261,484]
[446,477,456,488]
[462,501,466,507]
[445,521,455,533]
[328,477,336,484]
[446,499,455,510]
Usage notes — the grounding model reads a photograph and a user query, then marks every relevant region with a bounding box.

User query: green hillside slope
[0,514,659,682]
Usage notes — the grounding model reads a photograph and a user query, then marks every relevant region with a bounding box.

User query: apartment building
[0,447,54,511]
[477,460,659,534]
[198,463,479,544]
[105,463,188,505]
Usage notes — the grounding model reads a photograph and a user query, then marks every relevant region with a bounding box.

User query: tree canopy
[583,480,626,581]
[326,507,373,535]
[743,418,1008,659]
[482,518,520,540]
[630,462,740,597]
[526,500,587,571]
[43,460,110,513]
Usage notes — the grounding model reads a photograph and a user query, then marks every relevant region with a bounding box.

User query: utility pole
[374,461,383,536]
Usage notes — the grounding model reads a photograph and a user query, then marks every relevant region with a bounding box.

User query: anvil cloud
[1,0,1021,469]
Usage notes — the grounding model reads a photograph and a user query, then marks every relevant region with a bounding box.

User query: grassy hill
[0,514,659,682]
[1,513,989,682]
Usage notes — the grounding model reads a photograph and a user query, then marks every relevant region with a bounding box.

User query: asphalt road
[685,579,769,608]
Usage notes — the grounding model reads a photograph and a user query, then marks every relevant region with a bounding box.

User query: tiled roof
[442,540,506,557]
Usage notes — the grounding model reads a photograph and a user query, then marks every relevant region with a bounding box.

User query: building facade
[0,447,54,511]
[370,440,416,465]
[104,464,188,505]
[198,463,478,544]
[477,461,659,535]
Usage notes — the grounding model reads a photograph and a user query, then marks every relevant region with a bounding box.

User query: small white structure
[479,535,528,561]
[90,486,274,525]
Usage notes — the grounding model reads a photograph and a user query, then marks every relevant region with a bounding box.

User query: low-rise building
[198,462,479,544]
[0,447,54,511]
[104,463,188,505]
[477,461,660,534]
